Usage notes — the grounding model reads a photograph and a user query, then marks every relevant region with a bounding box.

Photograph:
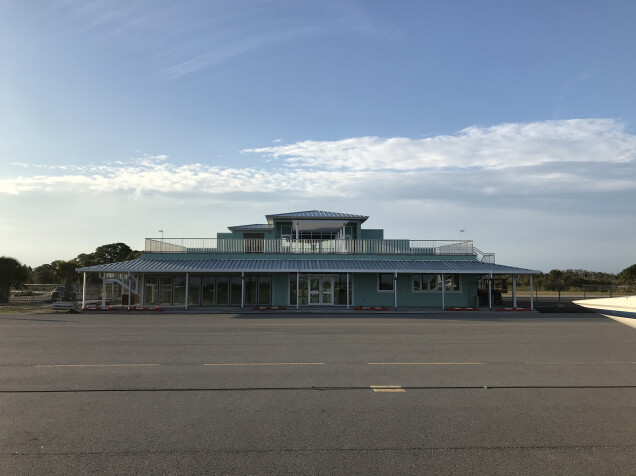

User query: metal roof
[265,210,369,221]
[227,224,273,231]
[77,258,539,275]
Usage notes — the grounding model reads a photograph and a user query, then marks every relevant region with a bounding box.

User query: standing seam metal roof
[77,258,539,274]
[265,210,369,221]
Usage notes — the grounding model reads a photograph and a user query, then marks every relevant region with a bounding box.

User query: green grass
[0,303,56,314]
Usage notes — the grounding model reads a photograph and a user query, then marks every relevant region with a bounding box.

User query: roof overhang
[77,258,540,275]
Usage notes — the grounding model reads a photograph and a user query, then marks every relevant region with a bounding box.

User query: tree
[619,264,636,285]
[92,243,139,264]
[0,257,29,303]
[32,263,56,284]
[53,260,80,301]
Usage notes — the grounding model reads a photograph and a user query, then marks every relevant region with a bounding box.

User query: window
[413,274,461,292]
[378,273,394,291]
[444,274,460,292]
[413,274,438,292]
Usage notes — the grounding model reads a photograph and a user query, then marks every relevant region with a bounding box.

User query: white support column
[441,273,445,310]
[185,273,189,311]
[296,271,300,309]
[488,273,493,310]
[512,275,518,308]
[394,272,398,310]
[346,272,350,309]
[101,275,106,306]
[82,273,86,309]
[139,273,144,307]
[127,273,132,308]
[530,275,534,310]
[241,272,245,309]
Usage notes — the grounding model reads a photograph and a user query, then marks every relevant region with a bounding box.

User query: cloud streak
[2,119,634,215]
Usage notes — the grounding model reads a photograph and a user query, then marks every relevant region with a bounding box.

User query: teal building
[77,210,539,310]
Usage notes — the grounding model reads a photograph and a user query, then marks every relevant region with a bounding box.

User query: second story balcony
[144,237,492,260]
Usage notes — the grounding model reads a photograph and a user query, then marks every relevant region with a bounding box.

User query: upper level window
[276,222,293,237]
[378,273,394,291]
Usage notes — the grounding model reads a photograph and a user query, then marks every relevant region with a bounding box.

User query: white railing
[145,238,475,256]
[473,247,496,263]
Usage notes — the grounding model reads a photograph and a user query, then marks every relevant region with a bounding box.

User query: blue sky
[1,0,635,273]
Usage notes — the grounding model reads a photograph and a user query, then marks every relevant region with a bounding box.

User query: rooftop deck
[144,238,494,262]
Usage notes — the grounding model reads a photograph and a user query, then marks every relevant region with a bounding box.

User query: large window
[202,277,215,305]
[230,277,242,305]
[144,277,158,305]
[173,276,186,305]
[413,274,461,292]
[216,277,229,305]
[188,276,201,306]
[378,273,394,292]
[413,274,438,292]
[159,277,172,305]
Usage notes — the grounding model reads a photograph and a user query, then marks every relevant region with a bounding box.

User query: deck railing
[144,238,476,256]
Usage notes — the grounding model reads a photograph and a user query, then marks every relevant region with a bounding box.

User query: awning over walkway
[77,258,539,275]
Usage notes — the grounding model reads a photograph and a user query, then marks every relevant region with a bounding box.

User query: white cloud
[1,120,634,217]
[244,118,636,171]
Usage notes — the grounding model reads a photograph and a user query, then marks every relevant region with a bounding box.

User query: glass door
[309,277,321,304]
[321,277,334,304]
[308,276,334,305]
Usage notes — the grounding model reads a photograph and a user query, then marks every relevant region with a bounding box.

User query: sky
[1,0,635,274]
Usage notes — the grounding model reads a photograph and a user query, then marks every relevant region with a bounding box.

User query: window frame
[377,273,394,292]
[412,273,461,293]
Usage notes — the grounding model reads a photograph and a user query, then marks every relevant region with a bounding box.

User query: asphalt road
[1,311,635,475]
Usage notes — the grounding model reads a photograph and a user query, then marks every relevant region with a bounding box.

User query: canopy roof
[77,258,539,275]
[265,210,368,222]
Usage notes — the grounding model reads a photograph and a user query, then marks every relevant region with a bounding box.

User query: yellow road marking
[368,362,484,365]
[525,361,636,365]
[203,362,324,366]
[371,385,405,393]
[34,364,160,368]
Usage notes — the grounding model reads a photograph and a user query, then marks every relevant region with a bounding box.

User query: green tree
[32,263,56,283]
[619,264,636,285]
[0,257,29,303]
[53,260,80,301]
[92,243,139,264]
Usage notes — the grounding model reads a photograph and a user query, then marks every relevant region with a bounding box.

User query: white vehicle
[574,296,636,329]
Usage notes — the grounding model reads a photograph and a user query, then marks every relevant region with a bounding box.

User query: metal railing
[145,238,476,256]
[473,247,496,263]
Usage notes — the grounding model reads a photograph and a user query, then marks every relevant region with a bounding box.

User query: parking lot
[1,311,635,474]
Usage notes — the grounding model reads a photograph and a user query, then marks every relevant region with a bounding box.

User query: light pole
[459,229,465,240]
[158,230,164,252]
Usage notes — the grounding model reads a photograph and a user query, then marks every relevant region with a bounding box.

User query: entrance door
[309,277,334,305]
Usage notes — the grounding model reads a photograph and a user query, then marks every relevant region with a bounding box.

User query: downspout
[296,271,300,309]
[346,272,350,309]
[241,272,245,309]
[441,273,445,310]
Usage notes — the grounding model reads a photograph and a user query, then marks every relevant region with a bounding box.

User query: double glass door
[309,277,334,305]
